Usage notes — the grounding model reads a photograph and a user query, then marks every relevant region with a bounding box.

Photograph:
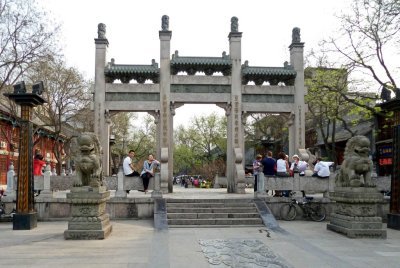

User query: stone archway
[93,17,305,194]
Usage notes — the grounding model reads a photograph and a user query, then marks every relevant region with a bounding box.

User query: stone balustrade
[29,173,160,194]
[215,173,391,195]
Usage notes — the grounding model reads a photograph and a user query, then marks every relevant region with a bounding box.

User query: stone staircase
[166,198,263,227]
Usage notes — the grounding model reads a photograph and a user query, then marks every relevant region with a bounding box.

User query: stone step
[166,202,255,208]
[168,224,265,228]
[166,207,258,213]
[167,212,261,219]
[167,218,263,226]
[165,198,255,204]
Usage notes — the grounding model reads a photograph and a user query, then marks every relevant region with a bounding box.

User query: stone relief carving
[335,135,374,187]
[292,27,301,43]
[161,15,169,31]
[231,16,239,32]
[71,132,103,187]
[199,239,290,267]
[97,23,106,39]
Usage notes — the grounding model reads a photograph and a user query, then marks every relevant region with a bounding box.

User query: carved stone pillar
[148,110,161,160]
[159,22,172,193]
[289,28,305,153]
[228,17,244,194]
[94,23,109,175]
[287,112,295,158]
[218,103,235,193]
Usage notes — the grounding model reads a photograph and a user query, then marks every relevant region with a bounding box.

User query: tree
[173,113,227,179]
[27,58,91,171]
[246,113,290,157]
[325,0,399,94]
[0,0,59,94]
[109,112,136,171]
[305,67,375,161]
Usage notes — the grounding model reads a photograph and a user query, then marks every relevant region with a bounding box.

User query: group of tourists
[252,151,331,196]
[123,150,160,194]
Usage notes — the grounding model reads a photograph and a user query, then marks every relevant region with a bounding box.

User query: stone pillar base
[327,187,387,239]
[327,213,386,238]
[64,186,112,240]
[387,213,400,230]
[13,212,37,230]
[64,222,112,240]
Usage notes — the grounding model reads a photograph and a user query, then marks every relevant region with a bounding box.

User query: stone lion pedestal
[327,135,386,239]
[64,186,112,240]
[327,187,386,238]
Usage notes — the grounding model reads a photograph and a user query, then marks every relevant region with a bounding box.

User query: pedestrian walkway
[1,219,399,267]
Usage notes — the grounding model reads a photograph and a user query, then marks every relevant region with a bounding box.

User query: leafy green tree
[305,67,375,161]
[173,113,226,179]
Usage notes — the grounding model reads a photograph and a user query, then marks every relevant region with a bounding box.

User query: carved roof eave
[104,60,160,84]
[241,64,297,86]
[170,52,232,76]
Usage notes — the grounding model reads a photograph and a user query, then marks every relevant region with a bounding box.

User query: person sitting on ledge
[312,157,330,178]
[290,154,308,176]
[123,150,140,194]
[140,154,160,194]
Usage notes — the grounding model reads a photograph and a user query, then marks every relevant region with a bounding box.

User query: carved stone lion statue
[71,132,103,187]
[335,135,374,187]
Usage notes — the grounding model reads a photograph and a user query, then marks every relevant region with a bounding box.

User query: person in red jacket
[33,154,46,176]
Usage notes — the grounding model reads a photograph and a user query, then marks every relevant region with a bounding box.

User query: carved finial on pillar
[97,23,106,39]
[161,15,169,31]
[292,27,301,43]
[231,17,239,32]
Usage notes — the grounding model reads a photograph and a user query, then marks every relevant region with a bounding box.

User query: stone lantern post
[4,81,45,230]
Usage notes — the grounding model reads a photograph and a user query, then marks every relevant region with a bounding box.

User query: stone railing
[5,164,163,199]
[258,172,391,197]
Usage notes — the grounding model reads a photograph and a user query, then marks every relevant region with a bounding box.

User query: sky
[39,0,350,128]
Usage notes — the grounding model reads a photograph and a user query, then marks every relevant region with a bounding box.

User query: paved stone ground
[1,219,399,268]
[1,186,398,267]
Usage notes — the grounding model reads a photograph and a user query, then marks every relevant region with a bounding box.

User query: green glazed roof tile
[170,51,231,67]
[171,56,231,66]
[105,59,159,75]
[242,66,296,76]
[105,64,159,74]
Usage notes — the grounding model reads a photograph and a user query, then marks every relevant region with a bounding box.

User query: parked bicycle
[280,192,326,222]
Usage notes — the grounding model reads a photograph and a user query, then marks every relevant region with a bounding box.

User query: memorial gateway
[93,16,306,194]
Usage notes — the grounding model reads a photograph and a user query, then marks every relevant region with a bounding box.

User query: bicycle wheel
[309,204,326,222]
[280,204,297,221]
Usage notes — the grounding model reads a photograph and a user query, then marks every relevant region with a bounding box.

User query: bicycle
[280,193,326,222]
